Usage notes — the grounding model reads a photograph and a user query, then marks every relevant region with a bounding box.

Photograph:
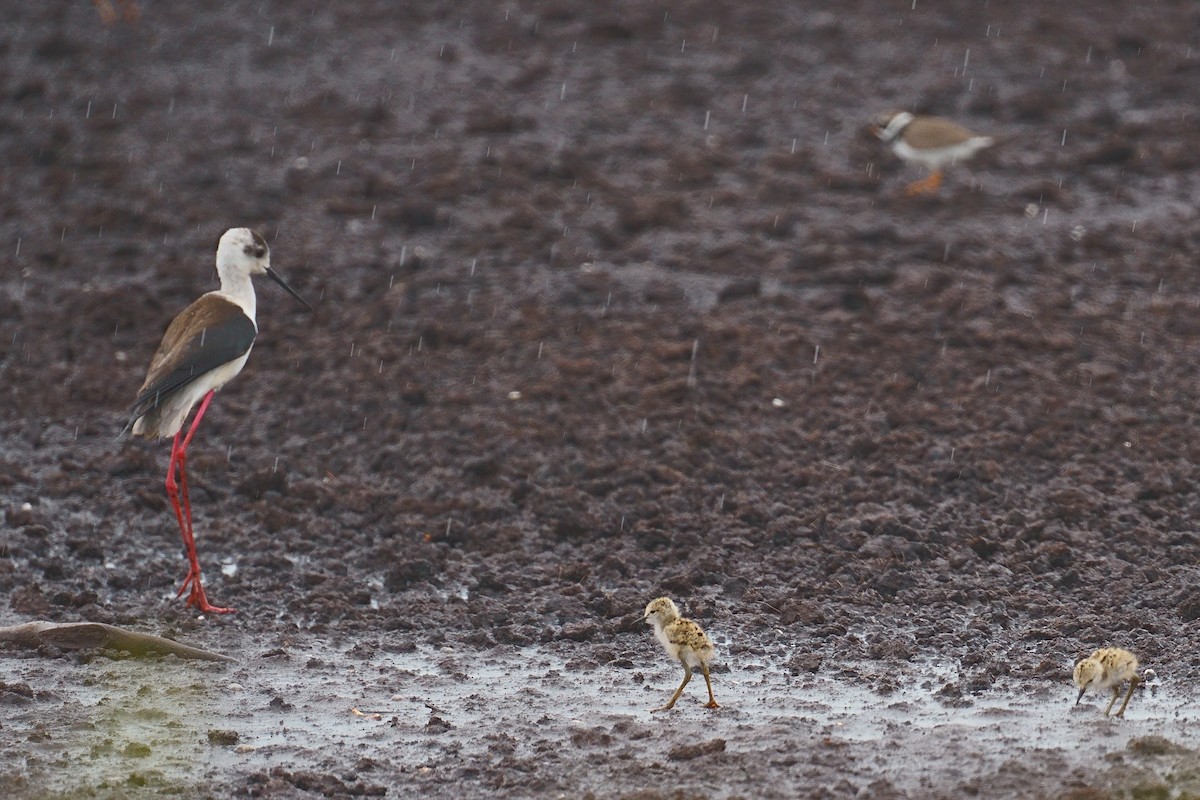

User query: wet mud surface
[4,1,1200,798]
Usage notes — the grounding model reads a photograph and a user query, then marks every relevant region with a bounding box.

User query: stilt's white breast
[128,292,259,439]
[132,350,252,437]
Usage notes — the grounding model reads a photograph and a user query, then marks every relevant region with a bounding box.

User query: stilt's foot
[176,569,234,614]
[185,586,235,615]
[903,171,943,196]
[705,700,721,709]
[175,567,198,599]
[651,704,675,713]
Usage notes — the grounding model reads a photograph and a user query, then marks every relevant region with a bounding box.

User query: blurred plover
[872,111,995,195]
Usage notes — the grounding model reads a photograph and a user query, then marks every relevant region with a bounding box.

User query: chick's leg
[701,663,720,709]
[654,663,692,712]
[1114,676,1140,718]
[1104,686,1120,716]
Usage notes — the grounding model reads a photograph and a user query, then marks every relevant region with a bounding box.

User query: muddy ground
[4,1,1200,798]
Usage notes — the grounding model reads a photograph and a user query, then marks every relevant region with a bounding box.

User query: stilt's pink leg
[173,434,198,601]
[168,391,233,614]
[164,431,190,559]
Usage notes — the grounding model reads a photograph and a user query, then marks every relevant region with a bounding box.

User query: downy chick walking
[643,597,719,712]
[1073,647,1143,718]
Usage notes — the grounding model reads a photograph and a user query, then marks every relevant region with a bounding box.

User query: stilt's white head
[216,227,271,280]
[214,227,312,314]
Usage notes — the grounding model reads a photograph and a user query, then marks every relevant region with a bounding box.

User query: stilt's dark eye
[243,244,267,258]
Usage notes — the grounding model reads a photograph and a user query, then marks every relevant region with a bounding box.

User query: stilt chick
[643,597,719,712]
[1073,647,1142,718]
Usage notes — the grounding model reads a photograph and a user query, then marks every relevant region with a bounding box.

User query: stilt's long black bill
[1075,687,1086,705]
[266,267,313,311]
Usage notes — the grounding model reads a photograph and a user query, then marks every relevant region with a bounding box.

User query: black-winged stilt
[123,227,311,614]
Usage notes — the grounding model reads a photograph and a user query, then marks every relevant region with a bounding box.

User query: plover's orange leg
[904,170,944,196]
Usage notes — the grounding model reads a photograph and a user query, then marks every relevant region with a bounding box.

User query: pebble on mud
[1127,735,1189,757]
[668,739,726,761]
[426,716,453,733]
[208,729,241,746]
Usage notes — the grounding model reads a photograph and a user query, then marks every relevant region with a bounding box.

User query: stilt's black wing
[122,294,257,436]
